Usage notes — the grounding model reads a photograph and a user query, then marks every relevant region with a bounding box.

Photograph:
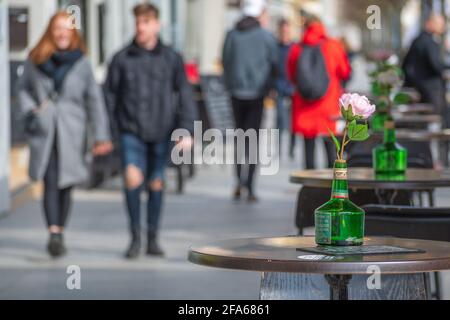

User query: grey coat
[17,57,111,189]
[222,21,278,100]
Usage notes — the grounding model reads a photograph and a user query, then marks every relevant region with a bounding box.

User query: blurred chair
[295,187,329,235]
[364,204,450,300]
[346,136,379,168]
[400,141,433,169]
[400,140,435,206]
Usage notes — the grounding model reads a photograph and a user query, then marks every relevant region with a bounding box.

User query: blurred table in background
[392,113,442,128]
[290,168,450,205]
[396,103,434,115]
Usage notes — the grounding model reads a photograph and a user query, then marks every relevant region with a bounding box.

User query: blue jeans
[120,133,170,233]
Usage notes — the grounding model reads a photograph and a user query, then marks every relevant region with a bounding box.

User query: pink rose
[340,93,376,120]
[339,93,354,110]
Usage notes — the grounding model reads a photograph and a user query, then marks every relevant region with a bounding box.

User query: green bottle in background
[371,111,388,132]
[315,160,365,246]
[373,119,407,176]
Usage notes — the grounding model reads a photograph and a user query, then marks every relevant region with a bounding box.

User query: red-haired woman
[18,12,112,257]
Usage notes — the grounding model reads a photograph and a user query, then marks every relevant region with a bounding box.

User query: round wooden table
[189,236,450,300]
[290,168,450,191]
[290,168,450,205]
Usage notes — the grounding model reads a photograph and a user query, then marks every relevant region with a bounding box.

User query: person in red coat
[287,18,351,169]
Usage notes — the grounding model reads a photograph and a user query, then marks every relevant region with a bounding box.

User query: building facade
[8,0,185,75]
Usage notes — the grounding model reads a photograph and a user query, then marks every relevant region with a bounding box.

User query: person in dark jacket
[104,3,197,259]
[275,18,295,157]
[403,14,448,126]
[222,0,278,203]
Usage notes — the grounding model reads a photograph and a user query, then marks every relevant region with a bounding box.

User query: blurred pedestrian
[287,16,351,169]
[17,11,113,258]
[275,18,296,158]
[104,3,196,259]
[339,36,356,89]
[222,0,278,202]
[403,13,449,127]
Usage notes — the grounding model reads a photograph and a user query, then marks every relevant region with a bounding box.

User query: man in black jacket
[403,14,448,126]
[222,0,278,203]
[104,3,196,259]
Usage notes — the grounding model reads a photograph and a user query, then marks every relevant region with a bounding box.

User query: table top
[321,129,450,141]
[332,114,442,127]
[188,236,450,275]
[372,129,450,141]
[392,113,442,125]
[290,168,450,190]
[396,103,434,115]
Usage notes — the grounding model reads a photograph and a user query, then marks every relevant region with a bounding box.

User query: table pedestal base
[260,272,430,300]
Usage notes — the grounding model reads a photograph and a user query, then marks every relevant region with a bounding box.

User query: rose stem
[340,123,348,160]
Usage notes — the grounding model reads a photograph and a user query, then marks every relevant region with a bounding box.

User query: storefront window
[9,7,28,51]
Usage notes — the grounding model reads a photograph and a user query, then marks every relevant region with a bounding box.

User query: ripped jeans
[120,133,170,234]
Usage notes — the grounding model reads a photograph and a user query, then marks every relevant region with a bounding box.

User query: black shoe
[233,186,242,201]
[147,232,165,256]
[47,233,66,258]
[125,228,141,260]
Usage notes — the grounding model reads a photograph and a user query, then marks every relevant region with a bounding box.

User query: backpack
[296,43,330,101]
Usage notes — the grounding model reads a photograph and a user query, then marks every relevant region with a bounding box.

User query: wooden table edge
[188,250,450,275]
[289,170,450,190]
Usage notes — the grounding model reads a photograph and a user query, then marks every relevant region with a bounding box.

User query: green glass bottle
[315,160,365,246]
[373,119,407,175]
[371,111,388,132]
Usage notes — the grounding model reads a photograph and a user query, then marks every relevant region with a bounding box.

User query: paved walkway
[0,152,302,299]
